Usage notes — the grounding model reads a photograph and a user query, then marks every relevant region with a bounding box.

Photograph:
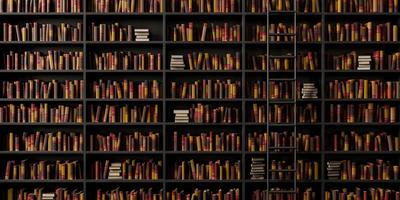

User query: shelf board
[166,12,243,16]
[165,70,241,73]
[0,123,83,126]
[86,41,163,45]
[165,123,242,126]
[87,151,163,155]
[166,41,242,45]
[165,151,242,155]
[86,122,163,126]
[86,12,163,16]
[0,41,84,44]
[0,151,83,155]
[0,180,84,183]
[87,98,162,102]
[0,70,83,73]
[166,98,242,102]
[86,180,163,183]
[86,70,163,73]
[0,12,83,16]
[325,70,400,73]
[0,98,83,102]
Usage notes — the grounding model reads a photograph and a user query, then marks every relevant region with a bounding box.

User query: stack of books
[170,55,185,70]
[108,162,122,179]
[42,193,55,200]
[250,157,265,180]
[174,109,189,123]
[326,161,341,180]
[357,55,372,70]
[135,29,150,42]
[301,83,318,99]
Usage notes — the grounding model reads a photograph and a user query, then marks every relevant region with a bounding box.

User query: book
[297,22,322,42]
[90,131,160,152]
[2,22,83,41]
[297,51,319,71]
[170,54,186,70]
[89,104,159,123]
[134,28,150,41]
[7,131,83,152]
[270,160,294,180]
[249,53,294,71]
[0,79,84,99]
[0,0,82,13]
[247,80,267,99]
[3,50,83,71]
[4,160,82,180]
[173,109,189,123]
[91,79,161,99]
[269,23,295,42]
[269,80,293,100]
[174,159,241,180]
[0,103,83,123]
[168,0,240,13]
[170,22,241,42]
[170,79,240,99]
[173,131,240,152]
[90,0,163,13]
[250,157,265,179]
[167,188,240,200]
[249,103,293,123]
[299,82,318,99]
[93,159,162,180]
[91,51,162,71]
[296,160,319,180]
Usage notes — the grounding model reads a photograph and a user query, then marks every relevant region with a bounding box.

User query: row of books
[89,104,159,123]
[90,0,163,13]
[248,132,320,152]
[327,22,399,42]
[169,0,240,13]
[325,187,400,200]
[250,52,318,71]
[171,52,241,71]
[0,0,82,13]
[167,188,239,200]
[184,103,240,123]
[90,23,151,42]
[96,188,163,200]
[174,159,241,180]
[170,79,240,99]
[326,159,400,180]
[7,131,83,152]
[0,103,84,123]
[328,103,397,123]
[93,159,162,180]
[327,0,400,13]
[252,188,316,200]
[170,22,241,42]
[3,50,322,72]
[328,50,400,71]
[91,79,161,99]
[0,79,84,99]
[173,131,240,152]
[7,187,84,200]
[91,51,162,71]
[4,50,84,71]
[246,0,292,12]
[89,131,160,152]
[328,79,400,99]
[2,22,83,42]
[331,131,400,152]
[4,160,82,180]
[249,103,318,123]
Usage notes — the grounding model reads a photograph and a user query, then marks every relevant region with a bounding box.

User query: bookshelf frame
[1,0,400,199]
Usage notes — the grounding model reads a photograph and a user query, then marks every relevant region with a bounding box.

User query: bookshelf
[1,0,400,199]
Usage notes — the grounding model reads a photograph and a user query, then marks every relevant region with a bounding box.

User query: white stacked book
[174,109,189,123]
[170,55,185,70]
[108,162,122,179]
[326,161,341,180]
[250,157,265,180]
[42,193,55,200]
[301,83,318,99]
[135,29,150,41]
[357,55,372,70]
